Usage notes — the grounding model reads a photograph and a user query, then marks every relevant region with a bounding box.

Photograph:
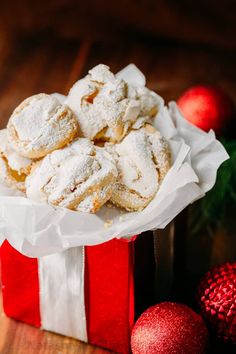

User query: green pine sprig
[189,139,236,236]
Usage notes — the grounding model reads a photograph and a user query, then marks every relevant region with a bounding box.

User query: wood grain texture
[0,289,112,354]
[0,33,235,353]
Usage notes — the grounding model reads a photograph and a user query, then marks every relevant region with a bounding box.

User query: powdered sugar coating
[7,94,78,158]
[65,64,162,143]
[106,125,171,211]
[26,138,118,213]
[2,64,171,213]
[0,129,33,173]
[0,129,34,191]
[127,85,162,117]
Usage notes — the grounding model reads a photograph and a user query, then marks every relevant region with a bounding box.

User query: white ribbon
[38,246,87,341]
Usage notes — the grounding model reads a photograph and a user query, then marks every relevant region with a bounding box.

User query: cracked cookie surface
[0,129,34,191]
[7,93,78,158]
[106,124,171,211]
[26,138,118,213]
[65,64,163,143]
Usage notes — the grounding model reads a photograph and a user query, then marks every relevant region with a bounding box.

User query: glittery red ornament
[177,86,234,134]
[131,302,208,354]
[197,262,236,344]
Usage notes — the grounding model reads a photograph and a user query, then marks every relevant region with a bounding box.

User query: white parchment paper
[0,65,229,257]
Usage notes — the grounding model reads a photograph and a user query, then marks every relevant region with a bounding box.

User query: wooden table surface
[0,33,235,353]
[0,288,113,354]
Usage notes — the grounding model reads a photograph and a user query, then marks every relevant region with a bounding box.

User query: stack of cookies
[0,65,171,213]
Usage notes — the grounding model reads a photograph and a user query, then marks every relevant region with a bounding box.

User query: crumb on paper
[104,219,113,228]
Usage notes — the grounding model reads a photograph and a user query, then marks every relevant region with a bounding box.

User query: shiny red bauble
[177,86,234,134]
[131,302,208,354]
[197,262,236,344]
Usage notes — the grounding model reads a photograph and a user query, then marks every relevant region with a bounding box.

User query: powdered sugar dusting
[106,125,170,211]
[7,94,77,158]
[115,130,158,198]
[0,129,33,173]
[65,64,163,143]
[26,138,118,213]
[1,64,171,213]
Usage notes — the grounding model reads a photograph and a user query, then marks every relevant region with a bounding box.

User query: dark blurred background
[0,0,235,124]
[1,0,236,47]
[0,1,235,352]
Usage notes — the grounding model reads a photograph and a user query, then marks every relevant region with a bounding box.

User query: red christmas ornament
[197,262,236,344]
[177,85,234,134]
[131,302,208,354]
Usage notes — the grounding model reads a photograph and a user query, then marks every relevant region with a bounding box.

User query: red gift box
[1,232,156,353]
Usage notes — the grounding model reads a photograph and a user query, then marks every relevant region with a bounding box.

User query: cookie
[26,138,118,213]
[7,93,78,158]
[106,124,171,211]
[127,85,163,118]
[65,64,147,143]
[0,129,34,191]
